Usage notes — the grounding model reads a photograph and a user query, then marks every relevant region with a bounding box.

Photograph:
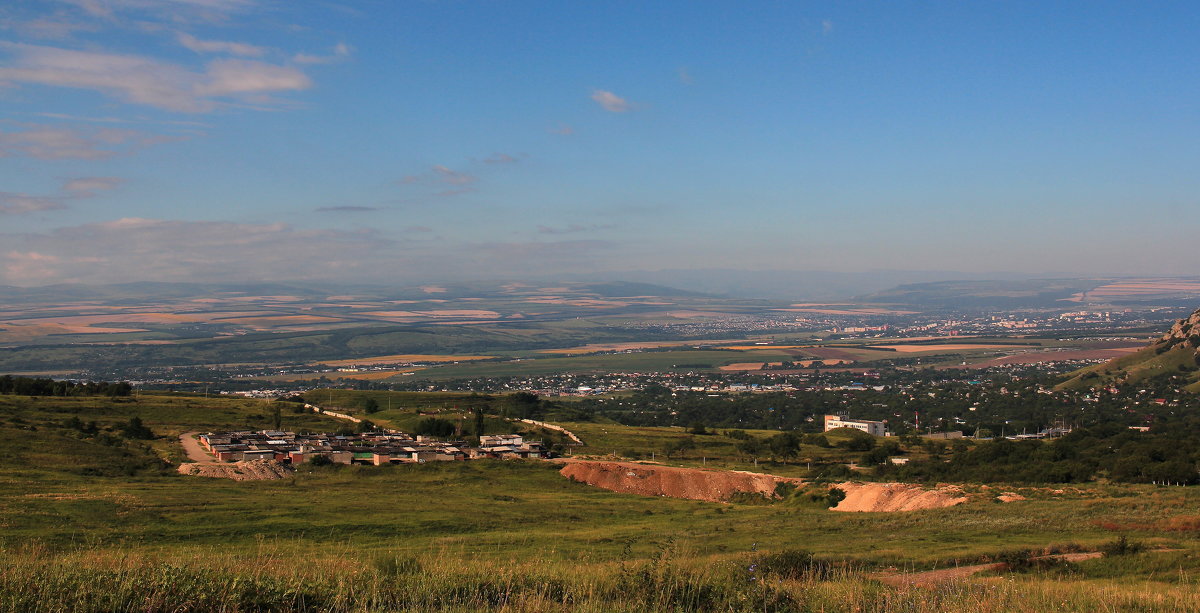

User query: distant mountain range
[4,274,1200,308]
[564,269,1047,300]
[0,280,706,305]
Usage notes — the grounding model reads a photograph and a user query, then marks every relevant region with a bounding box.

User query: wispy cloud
[292,42,352,65]
[62,176,122,197]
[316,205,379,213]
[678,67,693,85]
[0,43,311,112]
[400,165,478,187]
[2,251,65,283]
[536,223,614,235]
[0,193,65,215]
[481,152,522,165]
[822,19,834,34]
[591,89,632,112]
[9,16,99,40]
[0,122,178,159]
[0,176,122,215]
[549,123,574,136]
[177,32,266,57]
[0,217,392,284]
[59,0,260,21]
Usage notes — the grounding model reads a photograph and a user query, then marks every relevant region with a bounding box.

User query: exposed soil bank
[831,482,968,512]
[558,460,800,503]
[558,460,975,511]
[178,460,293,481]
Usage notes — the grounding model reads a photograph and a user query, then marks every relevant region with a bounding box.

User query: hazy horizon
[3,2,1198,285]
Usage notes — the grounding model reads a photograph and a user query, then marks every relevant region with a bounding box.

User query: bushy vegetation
[883,421,1200,484]
[0,375,131,397]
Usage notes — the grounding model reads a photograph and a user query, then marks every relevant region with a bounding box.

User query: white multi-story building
[824,414,886,437]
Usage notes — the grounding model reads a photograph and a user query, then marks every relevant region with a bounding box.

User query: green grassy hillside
[1060,333,1200,391]
[3,392,1200,611]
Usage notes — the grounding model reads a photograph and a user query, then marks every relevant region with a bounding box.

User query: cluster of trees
[886,421,1200,485]
[60,415,154,440]
[0,376,132,397]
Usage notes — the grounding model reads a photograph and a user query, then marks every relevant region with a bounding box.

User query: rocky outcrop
[1159,308,1200,349]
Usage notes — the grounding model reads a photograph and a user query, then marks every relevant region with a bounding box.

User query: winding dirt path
[179,431,215,463]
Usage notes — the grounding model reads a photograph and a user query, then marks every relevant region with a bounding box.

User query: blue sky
[1,0,1197,285]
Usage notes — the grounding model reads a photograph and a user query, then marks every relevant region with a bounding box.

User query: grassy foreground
[4,544,1199,612]
[2,392,1200,611]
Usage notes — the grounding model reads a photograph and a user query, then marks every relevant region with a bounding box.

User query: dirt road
[179,431,214,463]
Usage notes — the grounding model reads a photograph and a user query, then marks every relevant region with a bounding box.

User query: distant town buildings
[197,429,545,465]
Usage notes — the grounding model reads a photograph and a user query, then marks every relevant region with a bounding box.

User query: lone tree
[473,406,485,436]
[360,397,380,414]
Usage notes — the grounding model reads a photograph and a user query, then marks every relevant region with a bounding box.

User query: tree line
[0,375,132,397]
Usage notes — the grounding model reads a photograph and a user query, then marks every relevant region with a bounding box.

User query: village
[197,430,546,465]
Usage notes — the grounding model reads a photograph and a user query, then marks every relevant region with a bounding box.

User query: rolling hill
[1060,306,1200,392]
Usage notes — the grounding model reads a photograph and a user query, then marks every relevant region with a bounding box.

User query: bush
[120,416,154,440]
[1100,535,1145,556]
[752,549,835,580]
[414,417,456,438]
[825,487,846,508]
[307,454,333,467]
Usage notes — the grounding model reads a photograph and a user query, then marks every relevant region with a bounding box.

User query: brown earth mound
[558,460,800,503]
[177,460,293,481]
[831,482,967,512]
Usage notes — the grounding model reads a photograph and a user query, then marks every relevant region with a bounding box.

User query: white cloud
[10,16,99,40]
[432,165,476,185]
[2,251,63,284]
[315,205,379,213]
[177,32,265,57]
[0,218,392,284]
[591,89,632,112]
[481,152,523,165]
[822,19,834,34]
[0,43,311,112]
[0,176,122,215]
[198,58,311,96]
[401,165,477,187]
[549,123,574,135]
[0,122,176,159]
[536,223,613,235]
[58,0,259,20]
[0,193,65,215]
[62,176,122,197]
[292,42,352,65]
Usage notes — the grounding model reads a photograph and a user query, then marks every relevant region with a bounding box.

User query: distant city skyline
[2,1,1198,285]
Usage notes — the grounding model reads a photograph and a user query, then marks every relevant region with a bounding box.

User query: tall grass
[3,543,1198,612]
